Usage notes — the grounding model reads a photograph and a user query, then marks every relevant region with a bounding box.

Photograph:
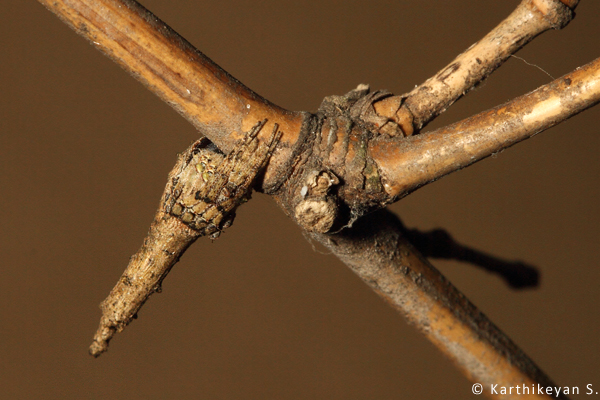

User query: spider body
[90,120,281,356]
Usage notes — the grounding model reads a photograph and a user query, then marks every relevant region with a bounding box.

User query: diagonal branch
[371,0,578,136]
[370,57,600,199]
[36,0,304,188]
[36,0,595,398]
[307,209,568,399]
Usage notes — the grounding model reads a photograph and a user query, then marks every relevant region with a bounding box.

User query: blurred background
[1,1,598,398]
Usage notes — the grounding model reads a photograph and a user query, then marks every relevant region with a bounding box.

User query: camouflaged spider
[165,119,281,238]
[89,119,281,357]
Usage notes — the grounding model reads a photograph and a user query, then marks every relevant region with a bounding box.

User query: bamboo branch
[308,209,568,399]
[372,0,576,136]
[371,57,600,199]
[36,0,595,397]
[36,0,304,188]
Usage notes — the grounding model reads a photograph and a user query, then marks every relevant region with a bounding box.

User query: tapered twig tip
[89,325,115,357]
[89,341,107,358]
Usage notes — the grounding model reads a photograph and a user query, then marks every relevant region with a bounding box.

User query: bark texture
[307,210,568,399]
[37,0,596,398]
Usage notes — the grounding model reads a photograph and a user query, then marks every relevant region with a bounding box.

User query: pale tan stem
[372,57,600,199]
[311,210,567,400]
[373,0,575,135]
[36,0,304,186]
[38,0,589,392]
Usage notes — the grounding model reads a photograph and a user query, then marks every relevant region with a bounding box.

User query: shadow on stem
[402,226,540,289]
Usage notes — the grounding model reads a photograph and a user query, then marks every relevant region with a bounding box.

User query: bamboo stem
[373,0,576,135]
[310,210,568,400]
[36,1,593,397]
[371,57,600,199]
[36,0,304,187]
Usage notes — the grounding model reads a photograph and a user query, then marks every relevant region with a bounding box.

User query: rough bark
[306,209,567,399]
[371,0,576,136]
[35,0,305,189]
[36,0,596,398]
[371,57,600,200]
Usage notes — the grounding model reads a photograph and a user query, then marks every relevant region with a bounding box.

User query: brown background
[1,1,598,399]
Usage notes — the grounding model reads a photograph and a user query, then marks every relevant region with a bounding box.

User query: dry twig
[37,0,597,398]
